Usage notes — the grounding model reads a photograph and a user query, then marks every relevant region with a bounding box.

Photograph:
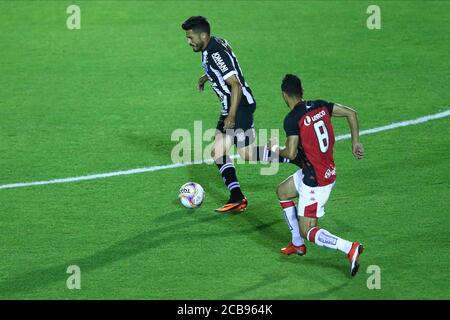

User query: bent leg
[301,218,353,255]
[211,130,233,161]
[277,175,303,247]
[212,131,245,203]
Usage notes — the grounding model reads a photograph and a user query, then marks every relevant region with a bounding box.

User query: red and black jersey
[284,100,336,187]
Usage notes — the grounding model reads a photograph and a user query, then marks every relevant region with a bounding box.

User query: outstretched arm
[332,103,364,160]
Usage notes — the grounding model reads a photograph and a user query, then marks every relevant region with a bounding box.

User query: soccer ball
[179,182,205,208]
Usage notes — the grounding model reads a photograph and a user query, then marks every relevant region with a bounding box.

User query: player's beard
[191,41,203,52]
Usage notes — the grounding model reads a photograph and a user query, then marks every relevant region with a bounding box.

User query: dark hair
[281,74,303,97]
[181,16,210,35]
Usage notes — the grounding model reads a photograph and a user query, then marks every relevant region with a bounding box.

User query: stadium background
[0,0,448,299]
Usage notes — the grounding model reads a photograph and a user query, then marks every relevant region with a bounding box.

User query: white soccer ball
[179,182,205,208]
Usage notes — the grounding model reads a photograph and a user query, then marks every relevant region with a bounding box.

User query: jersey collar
[202,36,215,53]
[293,100,305,109]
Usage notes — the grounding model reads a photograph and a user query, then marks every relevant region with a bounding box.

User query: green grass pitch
[0,0,449,299]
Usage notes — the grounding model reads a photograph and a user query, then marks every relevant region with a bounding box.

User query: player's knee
[211,146,224,160]
[300,224,317,239]
[276,185,286,200]
[300,226,310,239]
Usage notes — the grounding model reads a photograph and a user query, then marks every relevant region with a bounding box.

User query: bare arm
[223,75,243,129]
[332,103,364,160]
[198,74,209,92]
[278,135,299,160]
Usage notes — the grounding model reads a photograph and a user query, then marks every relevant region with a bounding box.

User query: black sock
[253,146,303,167]
[290,152,304,168]
[215,155,245,202]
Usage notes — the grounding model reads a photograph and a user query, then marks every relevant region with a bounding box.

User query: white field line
[1,110,449,190]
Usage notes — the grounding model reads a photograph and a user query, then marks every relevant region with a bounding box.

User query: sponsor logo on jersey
[324,166,336,179]
[304,110,327,126]
[311,110,326,122]
[212,52,229,73]
[304,116,312,126]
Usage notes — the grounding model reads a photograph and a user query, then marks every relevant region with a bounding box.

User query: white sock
[280,201,304,246]
[307,227,352,254]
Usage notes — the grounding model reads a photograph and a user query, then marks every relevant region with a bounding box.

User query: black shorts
[216,103,256,147]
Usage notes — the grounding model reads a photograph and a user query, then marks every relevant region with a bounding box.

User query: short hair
[281,74,304,97]
[181,16,210,35]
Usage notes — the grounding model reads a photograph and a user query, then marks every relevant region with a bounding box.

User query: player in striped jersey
[181,16,297,212]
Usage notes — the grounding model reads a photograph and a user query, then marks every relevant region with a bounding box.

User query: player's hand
[223,114,236,130]
[198,75,208,92]
[267,137,280,153]
[352,142,364,160]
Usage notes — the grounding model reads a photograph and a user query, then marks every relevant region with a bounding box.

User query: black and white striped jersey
[201,36,255,115]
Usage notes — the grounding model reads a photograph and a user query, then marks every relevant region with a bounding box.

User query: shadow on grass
[186,163,227,207]
[217,273,289,300]
[216,255,352,299]
[279,253,351,278]
[119,132,174,157]
[272,280,351,300]
[216,257,352,299]
[0,209,278,298]
[218,272,351,300]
